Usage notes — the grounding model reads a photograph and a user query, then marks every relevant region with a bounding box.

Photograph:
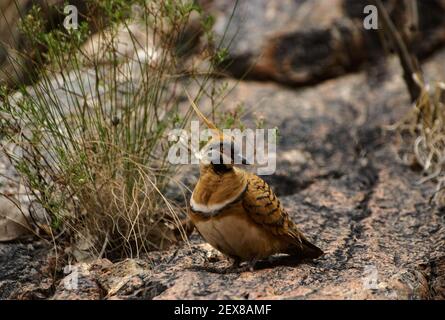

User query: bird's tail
[287,234,324,259]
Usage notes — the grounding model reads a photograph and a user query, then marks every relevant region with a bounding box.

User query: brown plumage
[189,166,323,263]
[185,90,323,266]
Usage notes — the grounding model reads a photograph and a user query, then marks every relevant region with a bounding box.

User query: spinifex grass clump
[395,75,445,205]
[0,0,232,260]
[373,0,445,205]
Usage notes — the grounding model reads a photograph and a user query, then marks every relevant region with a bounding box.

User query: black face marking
[212,163,233,174]
[210,140,236,174]
[217,140,235,163]
[209,139,247,170]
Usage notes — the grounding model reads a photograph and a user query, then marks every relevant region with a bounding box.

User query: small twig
[372,0,422,102]
[98,232,109,259]
[407,0,419,34]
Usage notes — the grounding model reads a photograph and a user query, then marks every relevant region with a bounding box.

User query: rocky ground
[2,51,445,299]
[1,0,445,300]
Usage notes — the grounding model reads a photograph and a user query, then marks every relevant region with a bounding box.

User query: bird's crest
[184,89,224,141]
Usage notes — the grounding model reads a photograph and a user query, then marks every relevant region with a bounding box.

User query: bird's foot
[225,258,241,272]
[243,259,258,272]
[224,258,258,273]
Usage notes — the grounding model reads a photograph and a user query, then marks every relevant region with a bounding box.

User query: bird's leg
[245,258,258,272]
[220,257,241,274]
[239,258,259,272]
[231,258,259,273]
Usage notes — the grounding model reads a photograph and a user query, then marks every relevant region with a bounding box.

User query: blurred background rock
[3,0,445,88]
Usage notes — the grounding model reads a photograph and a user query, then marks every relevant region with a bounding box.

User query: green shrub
[0,0,236,260]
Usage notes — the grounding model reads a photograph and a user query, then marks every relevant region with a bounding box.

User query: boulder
[200,0,445,85]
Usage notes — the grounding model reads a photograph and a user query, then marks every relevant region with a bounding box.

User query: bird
[185,93,323,271]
